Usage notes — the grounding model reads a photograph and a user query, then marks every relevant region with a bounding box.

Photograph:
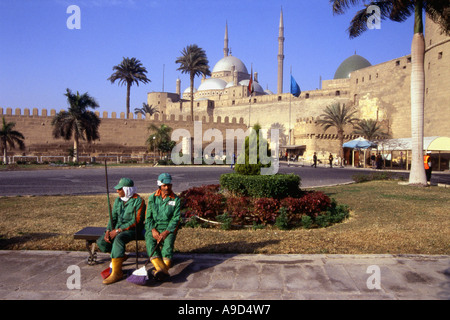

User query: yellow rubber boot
[163,258,173,269]
[151,257,170,281]
[102,257,125,285]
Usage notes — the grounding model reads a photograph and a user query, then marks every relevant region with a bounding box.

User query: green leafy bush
[220,173,302,199]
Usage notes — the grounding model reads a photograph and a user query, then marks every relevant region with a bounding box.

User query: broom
[127,237,163,285]
[101,160,114,279]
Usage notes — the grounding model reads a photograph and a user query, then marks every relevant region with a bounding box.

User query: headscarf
[120,186,137,202]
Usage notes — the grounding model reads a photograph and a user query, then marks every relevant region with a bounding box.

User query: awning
[376,136,450,152]
[343,137,376,149]
[280,145,306,150]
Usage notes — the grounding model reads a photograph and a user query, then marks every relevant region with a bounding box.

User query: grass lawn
[0,181,448,255]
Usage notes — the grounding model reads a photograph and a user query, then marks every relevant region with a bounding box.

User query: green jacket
[107,194,146,232]
[145,190,181,233]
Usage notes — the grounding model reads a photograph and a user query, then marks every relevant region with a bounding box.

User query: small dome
[212,56,248,74]
[225,81,235,88]
[197,78,227,91]
[334,54,371,79]
[238,79,265,93]
[183,87,197,94]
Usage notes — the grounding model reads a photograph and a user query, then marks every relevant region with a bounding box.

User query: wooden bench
[74,226,145,265]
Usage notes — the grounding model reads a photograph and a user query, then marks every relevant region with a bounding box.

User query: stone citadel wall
[0,107,247,158]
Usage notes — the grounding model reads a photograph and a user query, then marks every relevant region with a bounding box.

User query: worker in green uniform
[97,177,146,285]
[145,173,181,281]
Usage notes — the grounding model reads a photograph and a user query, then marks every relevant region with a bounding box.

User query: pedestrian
[97,178,146,285]
[231,153,236,169]
[371,153,376,169]
[329,153,334,168]
[376,153,382,169]
[145,173,181,281]
[424,151,432,184]
[311,152,317,168]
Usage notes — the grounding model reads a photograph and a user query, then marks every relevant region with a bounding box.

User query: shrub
[275,207,290,230]
[216,213,232,230]
[253,197,280,225]
[220,173,302,199]
[301,215,313,229]
[298,191,331,217]
[226,196,252,225]
[179,184,225,220]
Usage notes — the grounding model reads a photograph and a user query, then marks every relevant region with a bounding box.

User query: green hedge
[219,173,302,199]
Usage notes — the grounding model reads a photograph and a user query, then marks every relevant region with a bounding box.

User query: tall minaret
[277,8,284,94]
[224,21,229,57]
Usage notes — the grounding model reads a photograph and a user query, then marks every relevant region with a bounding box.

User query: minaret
[277,8,284,94]
[224,21,229,57]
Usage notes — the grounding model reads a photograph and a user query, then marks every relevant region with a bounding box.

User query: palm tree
[108,57,150,119]
[146,123,174,159]
[51,89,101,162]
[175,44,211,121]
[316,103,358,160]
[352,119,390,141]
[330,1,450,185]
[1,117,25,164]
[134,103,159,118]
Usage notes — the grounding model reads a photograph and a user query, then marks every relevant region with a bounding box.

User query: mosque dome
[238,79,265,93]
[212,56,249,74]
[333,54,371,79]
[197,78,227,91]
[183,87,197,94]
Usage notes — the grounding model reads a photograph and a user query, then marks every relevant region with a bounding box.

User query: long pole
[288,66,292,166]
[104,160,113,231]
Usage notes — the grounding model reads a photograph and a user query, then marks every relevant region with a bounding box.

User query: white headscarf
[120,186,137,202]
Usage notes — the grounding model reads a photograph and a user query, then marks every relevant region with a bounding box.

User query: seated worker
[96,178,146,285]
[145,173,181,281]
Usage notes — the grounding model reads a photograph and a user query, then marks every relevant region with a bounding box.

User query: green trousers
[96,230,135,259]
[145,229,177,259]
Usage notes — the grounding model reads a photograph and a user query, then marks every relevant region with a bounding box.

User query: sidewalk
[1,250,448,300]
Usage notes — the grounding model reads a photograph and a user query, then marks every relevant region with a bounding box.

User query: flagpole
[288,66,292,166]
[248,63,253,128]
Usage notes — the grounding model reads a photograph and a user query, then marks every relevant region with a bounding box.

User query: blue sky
[0,0,416,116]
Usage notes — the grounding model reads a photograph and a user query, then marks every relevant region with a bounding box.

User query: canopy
[343,137,376,149]
[376,136,450,152]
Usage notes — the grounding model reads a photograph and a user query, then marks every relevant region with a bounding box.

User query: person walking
[311,152,317,168]
[145,173,181,281]
[97,178,146,285]
[329,153,334,168]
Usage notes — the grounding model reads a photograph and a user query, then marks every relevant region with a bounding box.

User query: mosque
[147,9,450,168]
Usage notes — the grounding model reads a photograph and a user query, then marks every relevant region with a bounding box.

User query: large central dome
[212,55,249,74]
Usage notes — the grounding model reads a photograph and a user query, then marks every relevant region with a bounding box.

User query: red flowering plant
[298,191,332,217]
[252,197,280,225]
[179,184,225,220]
[226,196,253,225]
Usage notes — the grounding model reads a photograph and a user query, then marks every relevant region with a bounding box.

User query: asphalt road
[0,163,448,196]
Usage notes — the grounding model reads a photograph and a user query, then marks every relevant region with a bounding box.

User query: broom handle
[134,207,139,269]
[104,160,113,231]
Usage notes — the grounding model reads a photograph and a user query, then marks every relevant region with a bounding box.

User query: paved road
[0,163,448,196]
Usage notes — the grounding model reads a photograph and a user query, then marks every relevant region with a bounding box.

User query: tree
[175,44,211,121]
[1,117,25,164]
[316,103,358,160]
[235,123,272,175]
[146,123,175,159]
[51,89,101,162]
[330,0,450,185]
[134,103,159,118]
[352,119,390,141]
[108,57,150,119]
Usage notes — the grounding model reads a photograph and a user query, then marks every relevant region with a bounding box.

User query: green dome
[334,54,371,79]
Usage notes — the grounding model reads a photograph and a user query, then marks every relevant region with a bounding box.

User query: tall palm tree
[52,89,101,162]
[134,103,159,118]
[108,57,150,119]
[352,119,390,141]
[175,44,211,121]
[317,103,358,160]
[330,0,450,185]
[1,117,25,164]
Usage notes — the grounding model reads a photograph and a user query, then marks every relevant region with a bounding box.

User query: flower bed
[179,184,349,229]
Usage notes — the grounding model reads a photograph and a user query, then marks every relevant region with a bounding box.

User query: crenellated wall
[0,107,247,157]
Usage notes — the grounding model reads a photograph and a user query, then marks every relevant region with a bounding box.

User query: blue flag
[290,75,301,97]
